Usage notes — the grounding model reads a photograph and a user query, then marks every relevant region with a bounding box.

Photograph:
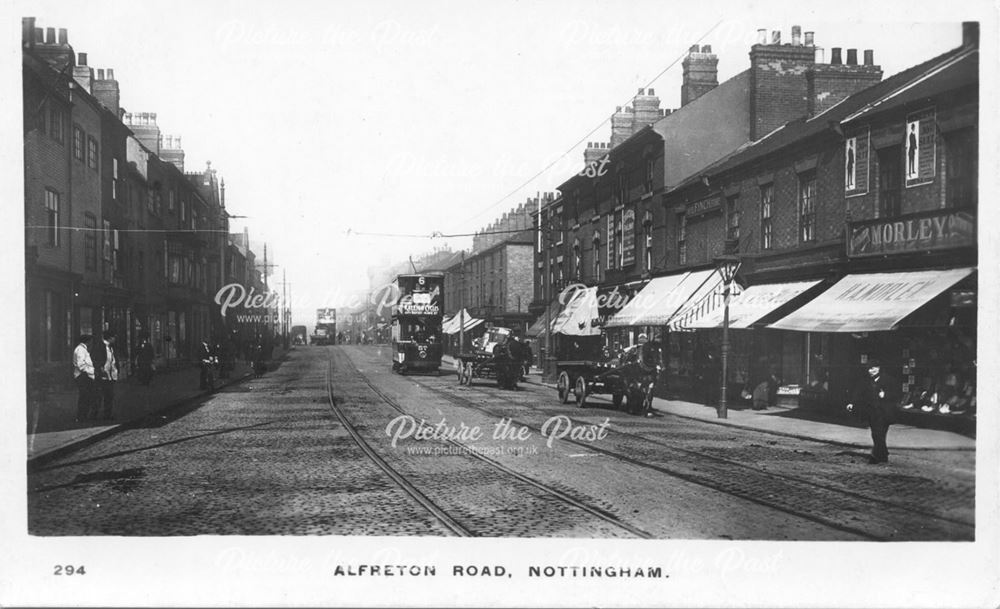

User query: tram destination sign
[847,209,975,258]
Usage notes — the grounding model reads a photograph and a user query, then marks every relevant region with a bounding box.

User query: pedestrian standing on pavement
[89,330,119,420]
[73,335,96,421]
[846,359,900,464]
[134,334,155,386]
[522,340,534,379]
[198,340,215,390]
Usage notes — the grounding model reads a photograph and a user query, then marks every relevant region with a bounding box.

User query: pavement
[26,347,290,465]
[440,354,975,451]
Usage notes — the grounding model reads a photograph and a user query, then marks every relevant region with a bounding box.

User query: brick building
[447,199,540,337]
[661,26,978,413]
[533,26,867,368]
[23,18,264,390]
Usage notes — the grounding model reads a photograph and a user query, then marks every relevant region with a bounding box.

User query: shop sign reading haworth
[847,209,975,258]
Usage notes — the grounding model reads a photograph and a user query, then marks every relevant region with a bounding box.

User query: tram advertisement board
[393,274,443,316]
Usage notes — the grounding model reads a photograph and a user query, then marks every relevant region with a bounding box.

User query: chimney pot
[701,44,711,53]
[637,87,644,95]
[863,49,874,66]
[846,48,858,65]
[771,30,781,44]
[648,88,655,95]
[962,21,979,47]
[831,47,842,65]
[615,106,622,112]
[757,28,767,44]
[78,52,87,66]
[689,44,699,52]
[22,17,36,47]
[34,27,43,43]
[58,28,67,45]
[804,31,815,46]
[97,68,105,80]
[814,47,825,63]
[45,27,55,44]
[791,25,801,45]
[108,68,114,79]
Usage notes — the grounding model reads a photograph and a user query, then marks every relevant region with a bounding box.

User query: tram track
[324,357,472,537]
[404,370,973,541]
[327,348,654,538]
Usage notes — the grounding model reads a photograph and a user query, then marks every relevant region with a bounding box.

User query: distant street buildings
[23,18,275,391]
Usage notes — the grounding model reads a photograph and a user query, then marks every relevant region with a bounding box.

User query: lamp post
[713,252,741,419]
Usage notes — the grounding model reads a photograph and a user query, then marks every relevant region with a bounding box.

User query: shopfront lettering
[836,280,935,302]
[848,210,974,257]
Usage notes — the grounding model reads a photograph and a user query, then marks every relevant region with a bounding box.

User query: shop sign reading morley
[847,209,975,257]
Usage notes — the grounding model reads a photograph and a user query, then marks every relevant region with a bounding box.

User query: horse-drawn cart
[455,327,526,390]
[555,341,663,415]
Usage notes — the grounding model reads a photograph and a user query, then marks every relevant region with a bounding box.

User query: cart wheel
[456,359,464,383]
[612,392,624,408]
[574,375,588,408]
[557,372,571,403]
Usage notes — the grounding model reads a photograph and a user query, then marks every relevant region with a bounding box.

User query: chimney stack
[610,106,634,147]
[962,21,979,47]
[749,25,816,139]
[34,22,75,71]
[681,43,719,107]
[93,67,121,115]
[632,87,662,128]
[584,141,609,165]
[125,111,161,154]
[160,134,186,171]
[22,17,35,48]
[806,44,882,116]
[72,52,93,93]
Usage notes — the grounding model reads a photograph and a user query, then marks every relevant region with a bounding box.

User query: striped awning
[667,270,746,331]
[686,280,822,329]
[769,268,974,332]
[550,286,601,336]
[605,269,716,328]
[441,309,484,335]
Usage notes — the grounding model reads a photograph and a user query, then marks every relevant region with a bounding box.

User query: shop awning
[442,309,484,335]
[667,270,745,331]
[686,280,822,329]
[605,269,715,328]
[526,297,562,338]
[551,286,601,336]
[768,268,974,332]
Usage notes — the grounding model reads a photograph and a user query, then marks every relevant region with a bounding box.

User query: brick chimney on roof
[125,112,161,154]
[32,21,75,72]
[632,87,662,130]
[160,134,185,171]
[93,67,120,115]
[72,52,93,93]
[682,44,719,106]
[806,47,882,116]
[748,25,816,140]
[584,141,608,166]
[610,106,634,148]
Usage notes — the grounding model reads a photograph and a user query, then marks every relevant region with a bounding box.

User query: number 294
[53,565,86,575]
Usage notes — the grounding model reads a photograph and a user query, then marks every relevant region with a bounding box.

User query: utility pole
[459,250,466,355]
[542,195,551,380]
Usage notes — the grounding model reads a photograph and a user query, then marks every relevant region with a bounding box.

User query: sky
[8,0,982,330]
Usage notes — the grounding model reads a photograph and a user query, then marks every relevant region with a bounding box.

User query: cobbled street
[28,346,974,540]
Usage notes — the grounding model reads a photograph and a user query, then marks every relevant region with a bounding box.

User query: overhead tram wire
[443,19,724,234]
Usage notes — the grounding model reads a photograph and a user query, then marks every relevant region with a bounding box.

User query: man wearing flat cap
[846,358,899,464]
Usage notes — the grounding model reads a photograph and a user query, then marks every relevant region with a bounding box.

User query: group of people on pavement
[72,331,120,422]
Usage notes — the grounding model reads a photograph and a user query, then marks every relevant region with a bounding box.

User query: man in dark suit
[846,359,900,464]
[89,330,119,420]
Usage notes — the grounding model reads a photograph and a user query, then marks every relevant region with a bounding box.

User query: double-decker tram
[391,273,444,374]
